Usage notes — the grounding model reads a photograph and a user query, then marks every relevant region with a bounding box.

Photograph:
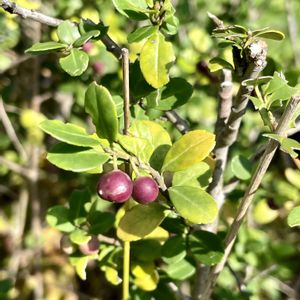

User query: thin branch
[201,94,300,299]
[0,97,27,161]
[122,48,130,134]
[226,263,249,298]
[167,282,191,300]
[164,110,190,134]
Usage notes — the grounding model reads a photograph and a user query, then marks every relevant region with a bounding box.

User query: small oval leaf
[168,186,217,224]
[117,203,166,241]
[140,32,175,88]
[288,206,300,227]
[162,130,215,172]
[25,42,67,54]
[85,82,119,142]
[59,48,89,76]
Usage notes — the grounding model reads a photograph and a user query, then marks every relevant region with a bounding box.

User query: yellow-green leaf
[140,32,175,88]
[132,262,159,291]
[117,203,166,241]
[162,130,215,172]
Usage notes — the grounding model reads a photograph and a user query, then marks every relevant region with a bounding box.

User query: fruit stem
[130,157,140,177]
[122,241,130,300]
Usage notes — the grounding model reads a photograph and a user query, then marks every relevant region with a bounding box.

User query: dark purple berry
[82,42,93,53]
[267,198,280,210]
[97,170,133,203]
[79,236,100,255]
[132,176,159,204]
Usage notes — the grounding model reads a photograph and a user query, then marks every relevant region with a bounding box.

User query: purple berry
[82,42,93,53]
[97,170,133,203]
[79,236,100,255]
[60,235,74,255]
[92,61,104,75]
[132,176,159,204]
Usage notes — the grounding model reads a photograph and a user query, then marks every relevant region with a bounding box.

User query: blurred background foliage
[0,0,300,299]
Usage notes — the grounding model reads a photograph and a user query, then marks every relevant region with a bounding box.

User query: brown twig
[121,48,130,134]
[164,110,190,134]
[201,94,300,299]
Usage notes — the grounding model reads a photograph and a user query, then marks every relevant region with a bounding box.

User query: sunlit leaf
[287,206,300,227]
[40,119,100,147]
[70,229,91,245]
[57,20,81,44]
[140,32,175,88]
[59,48,89,76]
[253,199,279,224]
[128,26,158,43]
[164,259,196,280]
[168,186,218,224]
[25,41,67,54]
[117,203,167,241]
[162,130,215,172]
[69,255,89,280]
[46,205,75,232]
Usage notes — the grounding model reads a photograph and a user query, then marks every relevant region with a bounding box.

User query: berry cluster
[97,170,159,204]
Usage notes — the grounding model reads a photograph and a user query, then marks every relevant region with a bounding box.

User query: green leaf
[172,162,211,188]
[112,96,124,117]
[59,48,89,76]
[57,20,81,44]
[70,229,91,245]
[161,236,186,264]
[248,95,265,110]
[140,32,175,88]
[131,239,162,262]
[128,26,158,43]
[168,186,217,224]
[73,30,101,47]
[285,168,300,189]
[162,130,215,172]
[112,0,149,20]
[263,133,284,143]
[118,134,153,162]
[253,30,285,40]
[128,120,172,170]
[189,230,224,265]
[231,155,252,180]
[69,190,91,226]
[117,203,167,241]
[287,206,300,227]
[208,57,234,72]
[242,76,273,87]
[164,259,196,280]
[281,138,300,158]
[25,42,67,54]
[46,205,75,232]
[69,255,89,280]
[161,15,179,35]
[39,119,100,147]
[88,211,115,235]
[47,143,110,172]
[155,77,193,110]
[85,82,119,142]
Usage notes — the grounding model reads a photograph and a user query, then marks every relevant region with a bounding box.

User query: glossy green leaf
[112,0,149,20]
[253,30,285,40]
[69,190,91,226]
[118,134,153,162]
[209,57,234,72]
[25,42,67,54]
[47,143,110,172]
[287,206,300,227]
[128,26,158,43]
[73,30,100,47]
[46,205,75,232]
[162,130,215,172]
[112,96,124,117]
[57,20,81,44]
[161,15,179,35]
[39,119,100,147]
[172,162,211,188]
[70,229,91,245]
[281,138,300,158]
[164,259,196,280]
[117,203,167,241]
[140,32,175,88]
[88,211,115,235]
[59,48,89,76]
[85,82,119,142]
[155,77,193,110]
[161,236,186,264]
[189,230,224,265]
[168,186,217,224]
[69,255,89,280]
[231,155,252,180]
